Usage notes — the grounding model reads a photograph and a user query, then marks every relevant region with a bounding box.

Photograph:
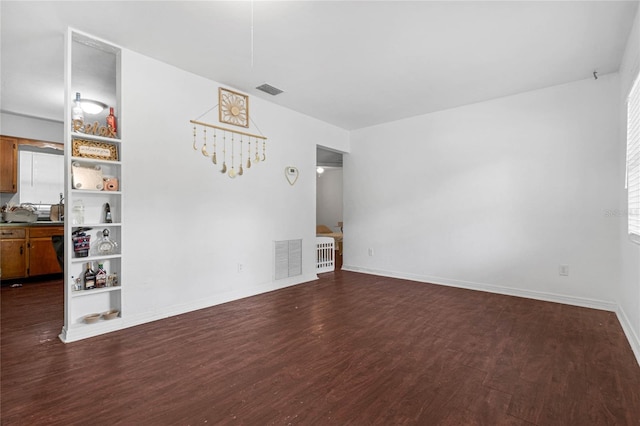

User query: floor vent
[274,239,302,280]
[256,83,284,96]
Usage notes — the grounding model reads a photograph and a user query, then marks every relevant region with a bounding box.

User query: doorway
[316,146,344,270]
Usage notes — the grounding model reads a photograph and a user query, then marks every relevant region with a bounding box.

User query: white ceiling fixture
[1,1,637,130]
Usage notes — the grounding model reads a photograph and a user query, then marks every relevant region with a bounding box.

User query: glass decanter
[92,228,118,256]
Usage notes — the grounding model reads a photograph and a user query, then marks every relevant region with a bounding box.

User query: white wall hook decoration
[285,166,299,186]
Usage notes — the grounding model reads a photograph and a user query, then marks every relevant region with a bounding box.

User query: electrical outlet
[237,263,243,273]
[559,264,569,276]
[368,248,374,257]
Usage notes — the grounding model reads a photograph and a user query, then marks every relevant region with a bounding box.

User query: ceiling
[1,1,638,131]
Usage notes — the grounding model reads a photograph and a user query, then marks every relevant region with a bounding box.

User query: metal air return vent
[256,83,284,96]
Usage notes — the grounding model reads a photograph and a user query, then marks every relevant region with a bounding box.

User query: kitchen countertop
[0,221,64,227]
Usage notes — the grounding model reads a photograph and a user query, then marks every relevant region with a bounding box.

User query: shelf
[63,29,124,344]
[70,189,122,195]
[71,132,121,144]
[67,316,124,332]
[71,156,122,166]
[78,316,122,326]
[72,223,121,228]
[75,316,122,327]
[71,253,121,263]
[71,286,121,298]
[60,317,124,342]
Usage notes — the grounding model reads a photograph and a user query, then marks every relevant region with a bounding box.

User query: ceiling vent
[256,83,284,96]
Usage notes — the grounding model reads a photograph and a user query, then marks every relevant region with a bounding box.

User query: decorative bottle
[106,272,119,287]
[93,228,118,256]
[72,199,84,225]
[83,262,96,290]
[96,263,107,288]
[72,92,84,132]
[104,203,112,223]
[106,107,117,136]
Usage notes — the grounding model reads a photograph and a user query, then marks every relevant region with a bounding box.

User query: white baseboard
[60,273,319,343]
[616,305,640,367]
[59,318,125,343]
[342,265,617,311]
[59,265,640,368]
[342,265,640,366]
[125,273,319,327]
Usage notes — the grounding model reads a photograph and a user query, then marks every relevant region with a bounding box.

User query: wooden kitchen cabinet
[0,228,27,279]
[0,136,18,193]
[0,226,64,279]
[1,135,63,195]
[28,227,63,276]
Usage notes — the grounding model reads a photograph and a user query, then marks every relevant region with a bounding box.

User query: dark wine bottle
[83,262,96,290]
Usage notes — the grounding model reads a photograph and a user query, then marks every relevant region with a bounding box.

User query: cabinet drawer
[0,228,26,239]
[29,226,64,238]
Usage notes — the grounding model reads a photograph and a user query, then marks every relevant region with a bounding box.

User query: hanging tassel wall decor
[190,122,267,179]
[212,128,218,164]
[221,131,227,174]
[228,134,236,178]
[246,137,252,169]
[201,128,209,157]
[238,136,244,176]
[189,88,267,180]
[192,125,197,150]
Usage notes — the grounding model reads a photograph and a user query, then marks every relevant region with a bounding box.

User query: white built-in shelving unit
[59,29,124,342]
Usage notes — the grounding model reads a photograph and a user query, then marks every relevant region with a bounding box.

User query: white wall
[345,74,621,309]
[0,112,63,143]
[120,49,349,324]
[618,5,640,363]
[316,168,343,230]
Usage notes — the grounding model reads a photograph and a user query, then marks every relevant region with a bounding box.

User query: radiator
[316,237,335,273]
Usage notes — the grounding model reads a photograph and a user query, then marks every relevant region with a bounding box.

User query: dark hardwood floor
[2,271,639,425]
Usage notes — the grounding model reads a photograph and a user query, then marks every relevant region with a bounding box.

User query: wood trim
[1,134,64,151]
[0,136,18,193]
[16,137,64,151]
[28,226,64,238]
